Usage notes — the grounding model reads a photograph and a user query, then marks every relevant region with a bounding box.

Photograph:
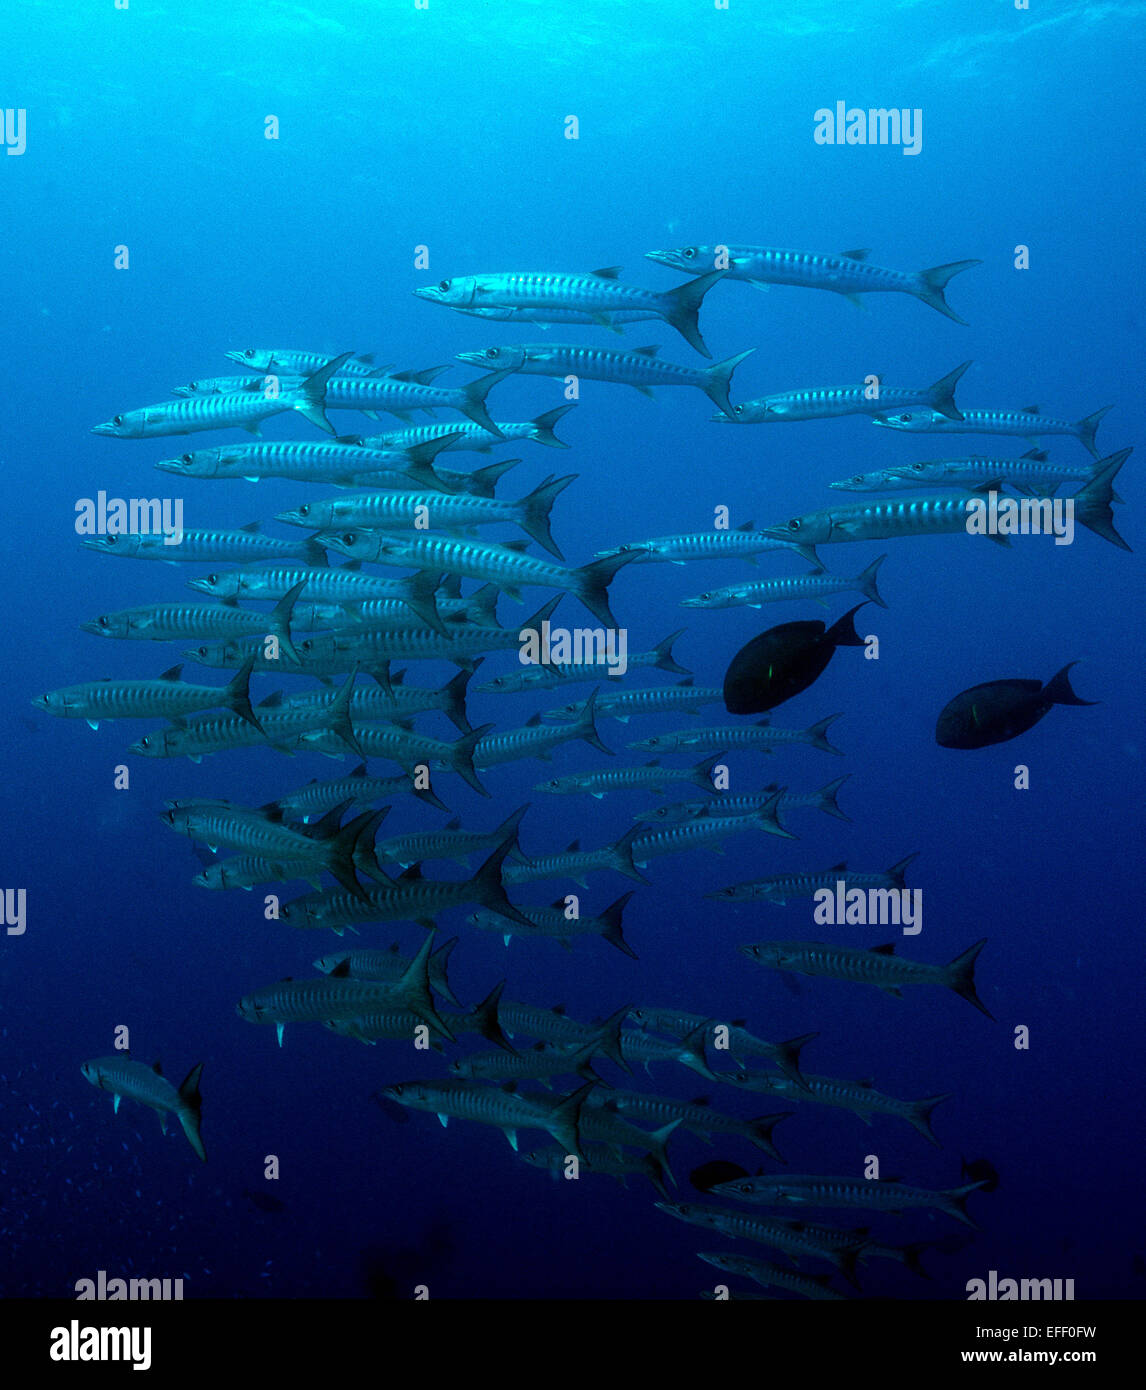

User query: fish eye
[484,348,500,359]
[181,453,193,464]
[851,476,863,484]
[911,462,925,471]
[683,247,697,259]
[900,413,913,423]
[342,533,356,545]
[105,536,118,546]
[98,616,109,627]
[787,519,801,531]
[733,405,743,415]
[298,504,310,517]
[196,646,208,657]
[141,737,151,748]
[113,415,123,425]
[438,280,450,292]
[244,349,255,359]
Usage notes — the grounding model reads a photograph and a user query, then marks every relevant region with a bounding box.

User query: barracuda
[260,665,474,734]
[81,522,328,567]
[92,352,352,437]
[331,982,512,1051]
[872,400,1113,457]
[320,529,636,628]
[271,763,450,821]
[716,360,971,425]
[226,347,383,376]
[596,1088,790,1158]
[631,791,796,865]
[444,304,663,330]
[238,932,454,1045]
[539,678,720,726]
[709,853,918,904]
[346,456,521,497]
[628,714,844,756]
[372,804,527,869]
[378,1077,595,1159]
[495,999,633,1070]
[295,720,494,798]
[415,267,728,358]
[468,890,637,958]
[478,629,689,693]
[80,582,308,661]
[276,473,576,560]
[316,366,516,435]
[711,1171,990,1228]
[455,342,755,418]
[33,655,260,731]
[473,690,612,768]
[354,404,576,453]
[521,1141,672,1197]
[81,1056,206,1163]
[833,449,1126,502]
[534,1093,681,1173]
[647,244,981,322]
[534,750,723,800]
[714,1067,951,1146]
[314,937,461,1006]
[682,556,887,610]
[738,938,991,1018]
[277,837,530,932]
[503,825,650,888]
[449,1040,608,1089]
[193,854,329,891]
[698,1250,849,1299]
[595,523,817,567]
[657,1202,866,1284]
[627,1008,817,1088]
[155,435,455,488]
[634,776,851,827]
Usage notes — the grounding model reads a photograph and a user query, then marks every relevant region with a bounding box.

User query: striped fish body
[712,863,908,903]
[631,805,790,865]
[191,562,413,603]
[761,492,989,547]
[596,531,799,564]
[81,526,323,565]
[274,770,439,821]
[130,709,329,760]
[226,348,381,376]
[872,403,1109,457]
[541,683,720,725]
[460,342,710,389]
[166,804,322,860]
[194,855,323,890]
[81,602,284,643]
[237,976,410,1024]
[699,1251,848,1300]
[160,439,419,483]
[93,390,294,438]
[729,382,936,424]
[37,673,236,724]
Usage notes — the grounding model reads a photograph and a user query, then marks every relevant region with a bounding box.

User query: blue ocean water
[2,0,1143,1302]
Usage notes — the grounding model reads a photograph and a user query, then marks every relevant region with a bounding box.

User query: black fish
[936,663,1096,749]
[243,1188,287,1214]
[960,1156,1000,1193]
[723,604,868,714]
[689,1160,750,1194]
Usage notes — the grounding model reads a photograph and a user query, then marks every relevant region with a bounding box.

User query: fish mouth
[454,351,484,366]
[411,287,440,303]
[90,421,120,436]
[126,740,147,756]
[224,351,246,366]
[79,619,109,636]
[185,579,213,595]
[154,458,189,475]
[757,524,797,542]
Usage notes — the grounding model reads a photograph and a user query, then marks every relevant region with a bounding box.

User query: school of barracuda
[48,244,1130,1298]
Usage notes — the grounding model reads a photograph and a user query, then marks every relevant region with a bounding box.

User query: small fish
[717,361,970,425]
[711,1172,989,1228]
[723,606,868,714]
[936,662,1096,749]
[682,557,886,611]
[872,401,1113,458]
[80,1056,205,1162]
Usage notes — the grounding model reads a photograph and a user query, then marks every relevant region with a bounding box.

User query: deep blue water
[2,0,1143,1302]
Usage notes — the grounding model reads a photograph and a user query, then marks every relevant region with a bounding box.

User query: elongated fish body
[657,1202,865,1279]
[285,592,495,632]
[468,890,637,958]
[33,661,255,729]
[322,531,634,629]
[596,1090,789,1157]
[711,1172,988,1227]
[540,680,720,725]
[455,342,755,417]
[497,1001,606,1046]
[698,1250,849,1300]
[81,1056,206,1162]
[718,361,970,425]
[716,1068,950,1146]
[314,940,460,1005]
[189,561,421,605]
[628,1009,816,1086]
[373,806,527,869]
[473,695,610,769]
[682,557,886,611]
[709,854,917,904]
[128,706,348,761]
[416,267,728,357]
[522,1143,669,1198]
[502,826,649,888]
[227,348,382,376]
[478,630,689,693]
[277,474,576,560]
[193,854,325,891]
[444,304,662,328]
[739,938,991,1017]
[628,715,843,756]
[295,721,492,796]
[80,598,293,644]
[322,1007,435,1046]
[872,402,1113,457]
[163,802,335,861]
[646,244,981,324]
[878,452,1122,501]
[635,776,851,826]
[273,766,450,822]
[595,525,812,566]
[316,367,515,436]
[378,1078,593,1159]
[264,669,473,735]
[155,438,433,485]
[81,524,327,567]
[535,751,723,800]
[760,492,1007,547]
[449,1041,604,1088]
[358,404,577,454]
[237,976,421,1025]
[631,795,795,865]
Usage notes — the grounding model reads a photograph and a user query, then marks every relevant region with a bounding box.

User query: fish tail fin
[468,835,534,928]
[857,553,888,609]
[825,603,868,648]
[643,1119,683,1188]
[599,891,638,959]
[467,457,518,497]
[530,403,576,448]
[659,268,727,359]
[805,713,846,755]
[323,665,365,759]
[592,1003,636,1074]
[302,535,330,566]
[516,472,577,559]
[268,579,309,664]
[460,367,514,436]
[468,980,514,1052]
[912,260,981,324]
[396,930,456,1043]
[927,359,973,421]
[430,935,463,1008]
[836,1248,864,1290]
[293,350,355,435]
[944,938,992,1019]
[440,666,474,733]
[492,803,530,859]
[942,1178,989,1228]
[176,1063,206,1162]
[746,1111,792,1161]
[652,627,691,674]
[572,688,613,756]
[1073,447,1131,549]
[548,1080,596,1161]
[900,1241,934,1279]
[756,787,798,839]
[640,1151,672,1200]
[1074,404,1113,459]
[448,723,493,798]
[1043,661,1097,708]
[692,751,726,792]
[608,825,653,884]
[398,570,446,635]
[771,1031,819,1089]
[701,347,756,417]
[225,652,263,732]
[814,775,851,821]
[908,1092,952,1147]
[886,851,920,889]
[570,551,635,628]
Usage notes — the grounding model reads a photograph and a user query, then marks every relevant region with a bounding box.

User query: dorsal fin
[565,840,580,852]
[502,538,531,553]
[240,521,261,533]
[734,520,755,531]
[330,959,352,977]
[446,817,462,830]
[1020,448,1048,461]
[871,943,896,955]
[840,248,871,261]
[525,713,541,727]
[152,1060,163,1075]
[1020,404,1040,415]
[631,345,661,357]
[397,863,424,882]
[830,861,847,871]
[590,265,623,279]
[159,665,183,682]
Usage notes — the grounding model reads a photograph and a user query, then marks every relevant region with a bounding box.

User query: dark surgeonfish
[723,604,868,714]
[935,663,1096,748]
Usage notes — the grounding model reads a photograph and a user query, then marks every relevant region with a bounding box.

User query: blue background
[2,0,1143,1300]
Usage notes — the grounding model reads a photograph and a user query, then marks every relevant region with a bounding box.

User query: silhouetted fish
[723,604,867,714]
[960,1156,1000,1193]
[936,663,1096,749]
[689,1160,751,1194]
